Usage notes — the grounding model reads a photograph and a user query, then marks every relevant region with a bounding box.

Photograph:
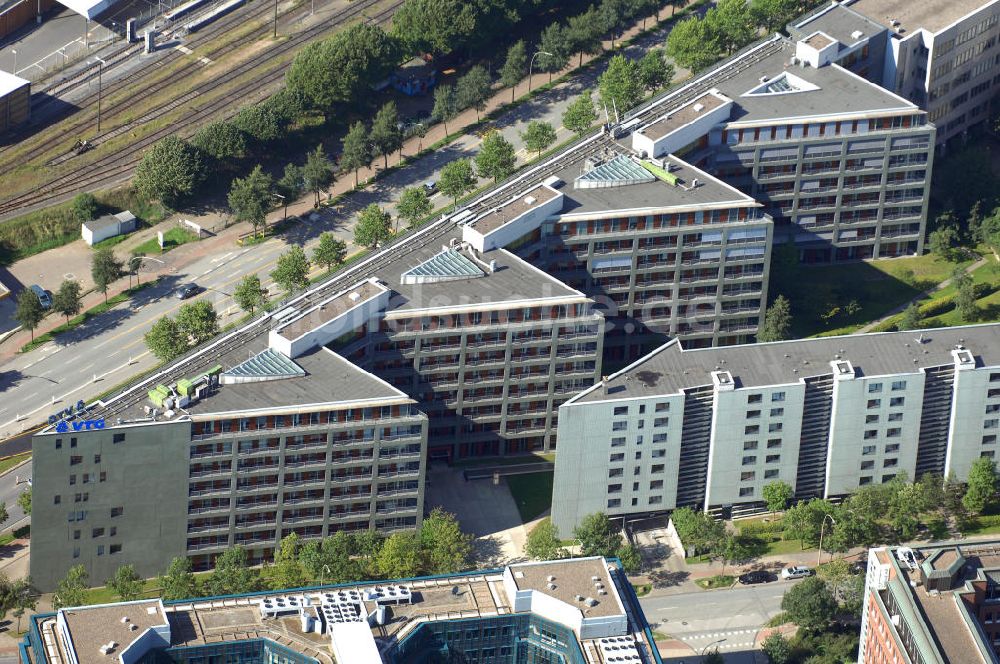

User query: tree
[757,295,791,342]
[227,165,273,237]
[233,104,283,144]
[520,121,557,158]
[783,499,837,548]
[313,232,348,272]
[538,23,572,82]
[107,564,144,602]
[599,55,643,118]
[928,225,959,261]
[354,204,392,249]
[14,289,44,341]
[702,650,724,664]
[500,40,527,101]
[134,136,205,205]
[391,0,476,56]
[71,192,99,223]
[964,456,998,514]
[525,518,567,560]
[299,532,361,584]
[574,512,621,557]
[563,92,599,135]
[91,247,122,303]
[397,186,433,229]
[762,480,794,513]
[53,565,89,610]
[371,101,403,169]
[432,84,459,136]
[666,17,720,72]
[670,507,725,555]
[341,121,371,187]
[714,534,758,574]
[376,531,424,579]
[0,502,8,528]
[9,577,36,633]
[476,131,517,182]
[159,556,198,601]
[176,300,219,346]
[953,267,978,322]
[233,274,267,315]
[762,632,792,664]
[439,158,477,207]
[145,316,187,362]
[616,543,641,573]
[898,302,923,331]
[751,0,799,33]
[567,7,604,68]
[598,0,633,48]
[638,48,673,92]
[269,533,306,590]
[207,546,259,596]
[420,508,473,574]
[456,65,492,121]
[781,576,837,632]
[277,163,305,201]
[52,279,82,323]
[17,488,30,516]
[303,145,334,206]
[192,121,247,160]
[707,0,756,55]
[271,245,310,292]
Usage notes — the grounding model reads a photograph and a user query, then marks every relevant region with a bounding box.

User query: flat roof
[508,558,622,619]
[792,3,886,46]
[805,32,836,49]
[276,279,385,342]
[62,600,166,664]
[639,92,729,141]
[470,184,560,234]
[847,0,995,35]
[0,69,29,98]
[572,323,1000,403]
[58,0,118,19]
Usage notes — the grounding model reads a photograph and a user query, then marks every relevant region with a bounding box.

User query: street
[0,459,30,532]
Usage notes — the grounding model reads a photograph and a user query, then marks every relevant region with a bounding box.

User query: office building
[859,539,1000,663]
[19,556,660,664]
[791,0,1000,147]
[551,324,1000,532]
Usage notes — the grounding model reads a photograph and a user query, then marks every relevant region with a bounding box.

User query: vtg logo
[55,419,106,433]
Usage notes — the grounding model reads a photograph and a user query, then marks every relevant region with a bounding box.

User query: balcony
[187,521,230,534]
[189,485,231,497]
[188,502,232,515]
[189,466,231,479]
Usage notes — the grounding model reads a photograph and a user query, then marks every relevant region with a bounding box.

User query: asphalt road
[0,459,30,532]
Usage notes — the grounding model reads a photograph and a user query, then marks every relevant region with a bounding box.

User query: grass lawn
[132,227,199,255]
[0,452,31,476]
[506,471,554,523]
[452,453,555,469]
[763,538,815,556]
[961,514,1000,536]
[632,583,652,597]
[0,526,31,548]
[84,578,163,604]
[695,574,734,589]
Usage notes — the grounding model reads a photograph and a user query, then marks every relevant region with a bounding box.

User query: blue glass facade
[137,639,317,664]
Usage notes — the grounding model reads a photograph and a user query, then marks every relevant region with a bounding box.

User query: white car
[781,566,814,580]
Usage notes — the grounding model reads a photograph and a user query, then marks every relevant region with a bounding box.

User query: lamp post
[273,193,287,220]
[11,49,16,76]
[128,255,164,286]
[699,638,726,657]
[319,564,331,586]
[817,513,836,567]
[528,50,552,91]
[92,56,106,133]
[273,0,278,38]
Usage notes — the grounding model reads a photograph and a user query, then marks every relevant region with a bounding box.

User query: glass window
[868,383,883,393]
[613,406,629,416]
[771,392,786,402]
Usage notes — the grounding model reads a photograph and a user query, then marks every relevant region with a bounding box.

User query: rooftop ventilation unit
[692,103,704,112]
[575,594,585,602]
[547,582,557,590]
[584,597,598,607]
[348,291,361,302]
[548,575,556,582]
[524,196,537,206]
[851,30,864,40]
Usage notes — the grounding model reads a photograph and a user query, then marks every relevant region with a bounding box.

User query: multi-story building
[791,0,1000,148]
[551,323,1000,532]
[859,539,1000,663]
[19,556,660,664]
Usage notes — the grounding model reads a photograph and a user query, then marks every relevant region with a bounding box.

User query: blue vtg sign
[49,400,104,432]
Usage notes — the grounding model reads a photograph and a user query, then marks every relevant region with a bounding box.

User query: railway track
[0,0,402,218]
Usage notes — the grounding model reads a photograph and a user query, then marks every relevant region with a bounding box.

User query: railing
[187,522,229,533]
[189,485,231,497]
[189,466,231,478]
[235,482,279,492]
[188,503,231,515]
[187,541,228,551]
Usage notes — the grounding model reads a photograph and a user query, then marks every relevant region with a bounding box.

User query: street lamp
[528,50,552,91]
[273,192,287,220]
[92,56,106,133]
[11,49,16,76]
[128,254,164,286]
[273,0,278,38]
[699,638,726,656]
[817,513,836,567]
[319,564,331,586]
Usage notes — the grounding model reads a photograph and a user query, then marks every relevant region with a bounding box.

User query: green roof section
[574,155,656,189]
[639,160,679,186]
[221,348,305,383]
[400,248,485,284]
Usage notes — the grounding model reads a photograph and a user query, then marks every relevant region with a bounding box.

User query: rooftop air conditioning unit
[349,291,361,302]
[524,196,537,206]
[693,103,705,113]
[851,30,864,40]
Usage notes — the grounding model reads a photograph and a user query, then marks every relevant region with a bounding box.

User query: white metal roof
[329,622,382,664]
[0,70,29,98]
[57,0,118,19]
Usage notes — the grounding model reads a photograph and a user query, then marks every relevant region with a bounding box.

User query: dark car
[738,570,773,585]
[174,283,198,299]
[29,284,51,309]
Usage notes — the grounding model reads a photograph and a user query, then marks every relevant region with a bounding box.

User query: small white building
[82,211,136,246]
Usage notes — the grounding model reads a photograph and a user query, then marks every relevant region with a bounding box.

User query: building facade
[551,324,1000,533]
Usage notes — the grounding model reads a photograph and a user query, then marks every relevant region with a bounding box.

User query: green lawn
[131,227,198,255]
[84,578,163,604]
[0,452,31,476]
[695,574,734,589]
[961,514,1000,536]
[506,471,554,523]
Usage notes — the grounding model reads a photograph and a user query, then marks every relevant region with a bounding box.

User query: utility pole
[93,56,106,133]
[10,49,15,76]
[528,51,552,91]
[273,0,277,38]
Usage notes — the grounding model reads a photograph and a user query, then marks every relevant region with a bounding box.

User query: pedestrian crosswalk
[681,628,758,650]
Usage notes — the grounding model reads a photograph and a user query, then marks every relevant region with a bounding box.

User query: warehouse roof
[791,2,886,46]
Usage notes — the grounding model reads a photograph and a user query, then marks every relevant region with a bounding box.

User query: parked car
[422,180,437,195]
[850,560,867,575]
[30,284,51,309]
[174,283,198,299]
[738,570,774,585]
[781,566,814,580]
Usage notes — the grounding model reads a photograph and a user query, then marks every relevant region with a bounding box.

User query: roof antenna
[612,97,621,125]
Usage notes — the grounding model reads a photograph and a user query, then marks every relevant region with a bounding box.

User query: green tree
[227,165,273,237]
[371,101,403,168]
[159,557,198,601]
[313,232,348,272]
[145,316,187,362]
[563,92,599,135]
[439,158,477,207]
[953,267,978,322]
[16,488,30,516]
[702,650,724,664]
[269,533,306,590]
[208,546,259,596]
[599,55,643,118]
[271,245,311,292]
[456,65,492,121]
[538,23,572,82]
[392,0,476,55]
[9,577,36,633]
[14,289,44,341]
[53,565,89,610]
[303,144,334,206]
[520,121,557,158]
[397,186,433,229]
[714,534,759,574]
[574,512,621,557]
[71,192,99,223]
[420,508,473,574]
[616,543,642,573]
[432,84,459,136]
[670,507,725,555]
[277,163,305,201]
[762,480,794,513]
[525,518,566,560]
[500,40,528,101]
[757,295,792,342]
[0,502,8,528]
[666,17,720,72]
[341,121,371,187]
[134,136,205,205]
[751,0,799,32]
[299,532,362,584]
[598,0,633,48]
[91,247,122,303]
[762,632,792,664]
[376,531,425,579]
[52,279,82,323]
[898,302,923,331]
[354,204,393,249]
[638,48,673,92]
[107,564,144,602]
[176,300,219,346]
[783,499,837,548]
[476,131,518,182]
[964,456,998,514]
[233,274,267,315]
[233,104,283,144]
[928,225,959,261]
[707,0,756,55]
[567,7,604,68]
[781,576,837,632]
[192,121,247,160]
